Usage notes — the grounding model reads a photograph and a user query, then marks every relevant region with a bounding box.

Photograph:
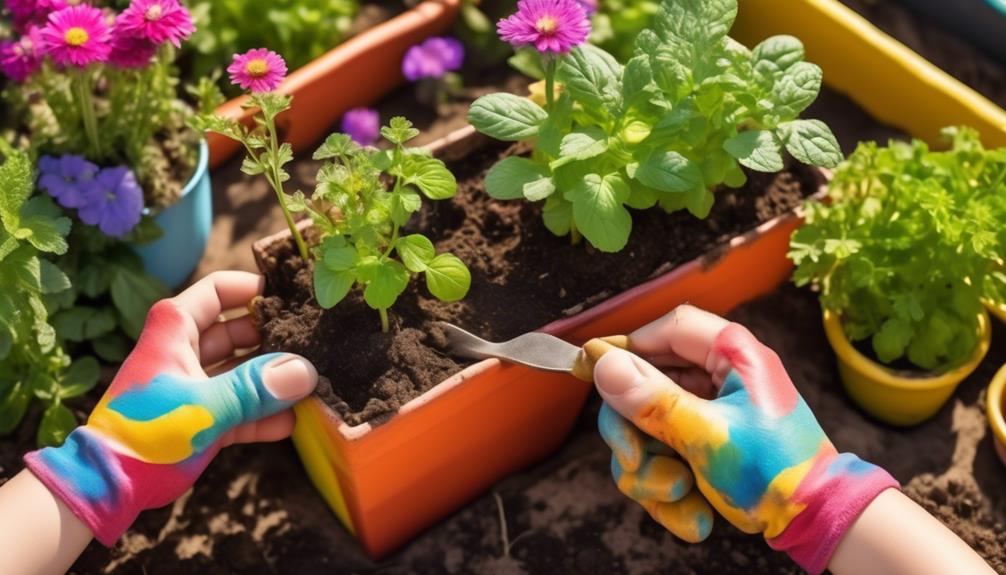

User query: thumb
[594,349,705,442]
[215,353,318,425]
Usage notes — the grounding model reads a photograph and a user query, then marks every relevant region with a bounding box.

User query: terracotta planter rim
[822,308,991,390]
[252,125,831,442]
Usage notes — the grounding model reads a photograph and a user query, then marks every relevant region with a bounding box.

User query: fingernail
[263,355,317,400]
[594,349,645,396]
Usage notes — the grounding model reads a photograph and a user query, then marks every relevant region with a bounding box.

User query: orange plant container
[207,0,461,169]
[252,126,830,558]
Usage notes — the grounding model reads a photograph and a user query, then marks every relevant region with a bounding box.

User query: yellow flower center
[535,16,557,34]
[145,4,163,20]
[64,27,89,47]
[245,59,269,77]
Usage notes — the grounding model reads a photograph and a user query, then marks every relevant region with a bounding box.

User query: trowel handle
[570,335,630,382]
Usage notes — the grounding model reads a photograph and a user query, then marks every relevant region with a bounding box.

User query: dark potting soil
[254,142,820,426]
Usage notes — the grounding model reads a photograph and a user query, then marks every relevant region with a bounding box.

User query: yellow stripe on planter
[292,400,355,533]
[734,0,1006,147]
[988,301,1006,325]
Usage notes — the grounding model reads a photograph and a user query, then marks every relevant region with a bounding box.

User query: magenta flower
[107,29,158,69]
[115,0,194,49]
[341,107,380,146]
[402,36,464,81]
[227,48,287,93]
[0,26,43,82]
[39,5,112,68]
[497,0,591,54]
[4,0,67,29]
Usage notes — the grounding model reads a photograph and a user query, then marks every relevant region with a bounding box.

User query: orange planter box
[252,126,830,557]
[207,0,461,169]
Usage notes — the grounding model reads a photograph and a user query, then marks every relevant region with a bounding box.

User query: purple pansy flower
[402,36,464,81]
[497,0,591,54]
[78,166,144,237]
[38,154,99,209]
[341,107,380,147]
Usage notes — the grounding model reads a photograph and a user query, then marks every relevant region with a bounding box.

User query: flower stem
[379,308,390,333]
[544,57,556,112]
[265,114,309,261]
[74,68,102,160]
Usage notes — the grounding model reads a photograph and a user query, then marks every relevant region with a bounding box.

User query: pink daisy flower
[39,5,112,68]
[227,48,287,93]
[497,0,591,54]
[115,0,194,49]
[4,0,67,29]
[0,26,43,82]
[107,28,158,69]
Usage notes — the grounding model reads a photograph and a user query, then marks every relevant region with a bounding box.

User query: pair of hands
[26,271,894,575]
[592,305,898,573]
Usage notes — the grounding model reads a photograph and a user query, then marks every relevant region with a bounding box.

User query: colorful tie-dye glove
[595,306,899,575]
[23,273,317,546]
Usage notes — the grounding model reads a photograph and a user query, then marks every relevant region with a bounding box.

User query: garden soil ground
[0,2,1002,573]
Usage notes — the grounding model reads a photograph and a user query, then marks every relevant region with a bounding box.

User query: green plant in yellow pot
[790,127,1006,426]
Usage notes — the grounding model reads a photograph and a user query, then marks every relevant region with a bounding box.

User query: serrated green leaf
[485,157,549,200]
[424,253,471,302]
[568,173,632,253]
[59,356,99,399]
[772,62,822,119]
[468,93,548,141]
[381,116,420,145]
[0,381,30,435]
[93,332,129,362]
[314,133,359,160]
[364,260,409,310]
[314,264,355,309]
[558,127,609,161]
[110,269,168,340]
[523,177,556,201]
[724,130,784,172]
[542,195,574,236]
[753,35,805,76]
[401,155,456,199]
[396,234,435,272]
[633,152,704,193]
[37,402,77,447]
[781,119,843,167]
[557,44,622,108]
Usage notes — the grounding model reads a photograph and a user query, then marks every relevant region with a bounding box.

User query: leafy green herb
[0,143,96,447]
[469,0,841,253]
[297,119,471,331]
[790,127,1006,371]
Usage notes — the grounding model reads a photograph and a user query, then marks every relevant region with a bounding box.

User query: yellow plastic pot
[988,301,1006,325]
[987,364,1006,468]
[822,310,991,426]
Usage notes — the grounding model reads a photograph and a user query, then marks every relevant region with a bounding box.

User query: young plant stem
[544,57,557,111]
[265,115,309,261]
[379,308,390,333]
[569,220,582,245]
[74,68,102,160]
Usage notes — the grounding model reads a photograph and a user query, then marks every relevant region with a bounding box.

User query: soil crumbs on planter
[254,143,820,425]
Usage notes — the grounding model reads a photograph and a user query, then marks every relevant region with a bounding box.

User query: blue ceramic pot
[134,140,212,290]
[895,0,1006,65]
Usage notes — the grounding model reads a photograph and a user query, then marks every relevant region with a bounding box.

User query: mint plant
[294,121,471,332]
[469,0,842,253]
[790,127,1006,372]
[0,142,99,447]
[196,90,470,331]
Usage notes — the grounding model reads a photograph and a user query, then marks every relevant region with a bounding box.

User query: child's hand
[23,272,317,546]
[595,305,899,574]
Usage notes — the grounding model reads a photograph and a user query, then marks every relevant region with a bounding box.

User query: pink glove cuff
[766,452,900,574]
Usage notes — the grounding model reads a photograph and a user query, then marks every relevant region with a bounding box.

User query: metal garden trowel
[437,322,629,382]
